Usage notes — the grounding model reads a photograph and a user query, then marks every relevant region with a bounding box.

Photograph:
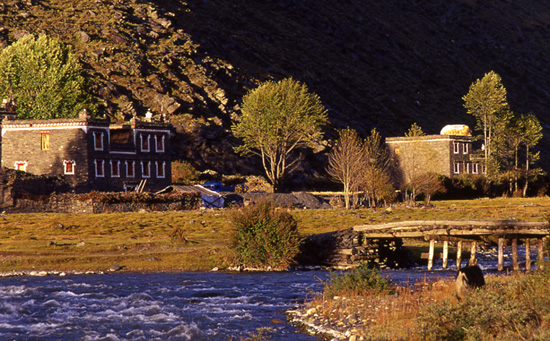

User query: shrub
[417,271,550,340]
[323,263,392,298]
[230,200,300,269]
[171,160,200,185]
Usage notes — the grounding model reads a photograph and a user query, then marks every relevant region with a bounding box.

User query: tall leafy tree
[327,128,366,209]
[232,78,328,192]
[0,34,94,119]
[462,71,510,179]
[521,113,543,196]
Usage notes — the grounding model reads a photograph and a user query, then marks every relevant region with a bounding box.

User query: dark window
[95,159,104,177]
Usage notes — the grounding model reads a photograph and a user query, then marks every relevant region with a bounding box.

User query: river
[0,245,532,340]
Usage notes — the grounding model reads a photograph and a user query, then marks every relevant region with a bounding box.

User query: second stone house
[386,124,483,184]
[1,110,172,193]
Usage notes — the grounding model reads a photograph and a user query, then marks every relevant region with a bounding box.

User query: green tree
[0,35,94,119]
[327,128,366,209]
[405,122,426,137]
[462,71,510,179]
[520,113,543,196]
[232,78,328,192]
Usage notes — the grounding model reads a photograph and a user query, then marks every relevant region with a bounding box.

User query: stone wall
[6,192,200,214]
[297,228,416,269]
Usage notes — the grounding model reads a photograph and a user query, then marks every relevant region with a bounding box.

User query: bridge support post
[428,239,435,270]
[456,241,462,270]
[498,238,504,271]
[525,238,531,272]
[538,238,545,270]
[512,237,519,272]
[469,241,477,266]
[442,241,449,269]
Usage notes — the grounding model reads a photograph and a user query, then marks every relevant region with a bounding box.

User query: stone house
[386,125,483,184]
[1,110,172,193]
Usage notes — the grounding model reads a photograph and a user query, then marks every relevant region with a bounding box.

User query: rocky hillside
[1,0,550,180]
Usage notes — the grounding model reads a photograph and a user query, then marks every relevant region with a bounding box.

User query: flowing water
[0,245,533,340]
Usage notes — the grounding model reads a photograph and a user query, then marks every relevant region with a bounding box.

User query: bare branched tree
[327,128,366,209]
[362,128,395,207]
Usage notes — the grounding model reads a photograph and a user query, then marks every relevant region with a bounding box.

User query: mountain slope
[1,0,550,177]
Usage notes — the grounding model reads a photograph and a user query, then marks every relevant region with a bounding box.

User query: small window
[472,163,479,174]
[95,159,105,177]
[394,146,400,156]
[155,134,165,153]
[453,142,460,154]
[463,143,469,154]
[454,162,460,174]
[14,161,27,172]
[111,160,120,177]
[156,161,165,178]
[465,162,471,174]
[141,161,151,178]
[41,132,50,151]
[94,132,104,151]
[126,160,135,178]
[141,134,150,152]
[63,160,76,175]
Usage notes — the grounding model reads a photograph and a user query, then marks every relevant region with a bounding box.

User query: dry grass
[1,197,549,272]
[302,270,550,340]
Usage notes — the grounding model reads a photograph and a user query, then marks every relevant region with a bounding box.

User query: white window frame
[465,162,471,174]
[155,134,165,153]
[126,160,135,178]
[63,160,76,175]
[463,143,469,154]
[95,159,105,177]
[453,142,460,154]
[93,131,104,151]
[472,163,479,174]
[141,161,151,178]
[14,161,27,172]
[453,162,460,174]
[140,134,150,152]
[111,160,120,177]
[156,161,165,178]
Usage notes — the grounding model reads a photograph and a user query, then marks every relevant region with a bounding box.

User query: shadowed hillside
[1,0,550,179]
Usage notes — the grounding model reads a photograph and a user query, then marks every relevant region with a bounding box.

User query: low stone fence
[6,192,201,214]
[297,228,416,269]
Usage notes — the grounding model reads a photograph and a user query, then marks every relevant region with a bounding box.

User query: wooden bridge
[353,220,550,271]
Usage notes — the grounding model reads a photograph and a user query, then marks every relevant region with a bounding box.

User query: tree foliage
[405,122,426,137]
[462,71,510,179]
[327,128,365,209]
[232,78,328,192]
[0,34,94,119]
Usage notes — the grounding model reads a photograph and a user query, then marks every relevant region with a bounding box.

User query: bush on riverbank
[323,264,392,298]
[230,200,300,269]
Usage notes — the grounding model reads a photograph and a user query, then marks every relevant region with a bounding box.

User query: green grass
[1,197,550,272]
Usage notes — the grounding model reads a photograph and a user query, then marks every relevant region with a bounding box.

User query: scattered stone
[77,31,90,43]
[76,241,85,247]
[210,267,219,272]
[146,257,160,262]
[109,264,122,272]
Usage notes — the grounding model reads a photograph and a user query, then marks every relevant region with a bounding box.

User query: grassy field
[1,197,549,272]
